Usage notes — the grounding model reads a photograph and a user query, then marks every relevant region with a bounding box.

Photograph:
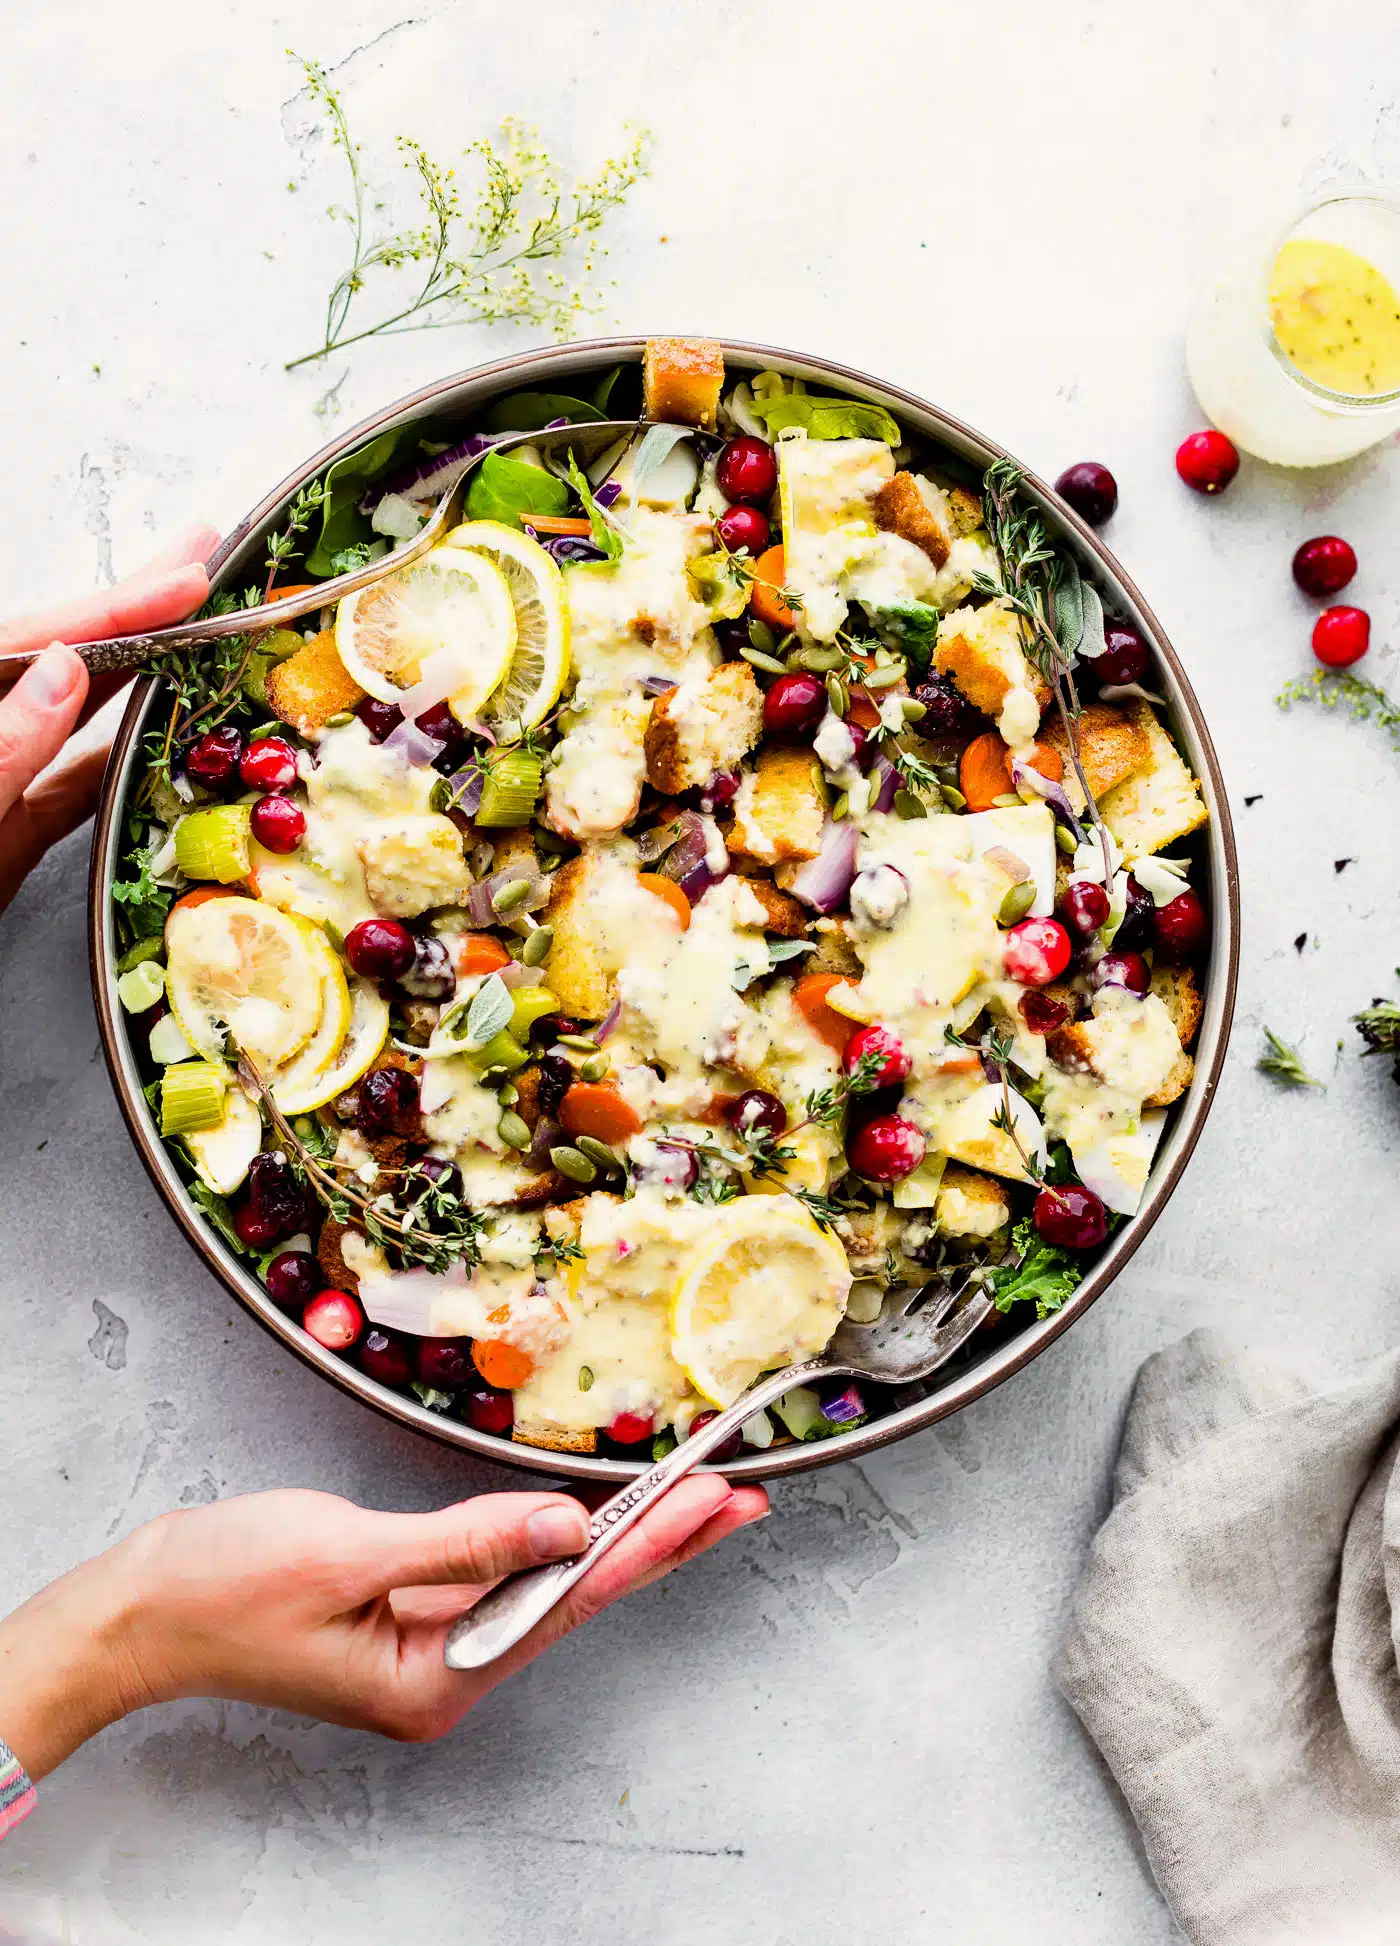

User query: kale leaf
[987,1218,1084,1320]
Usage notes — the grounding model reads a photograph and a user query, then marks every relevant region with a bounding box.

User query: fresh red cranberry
[233,1201,283,1251]
[1153,889,1208,963]
[1062,880,1111,937]
[400,932,454,1000]
[247,1152,310,1238]
[239,737,298,792]
[1033,1183,1108,1251]
[1175,429,1239,494]
[608,1410,655,1444]
[912,671,986,740]
[763,671,826,738]
[846,1113,926,1182]
[715,504,770,555]
[724,1089,787,1138]
[463,1386,514,1436]
[1004,917,1072,987]
[1292,535,1357,598]
[716,436,777,505]
[1094,950,1151,996]
[1095,621,1150,688]
[355,697,404,742]
[700,768,742,811]
[250,794,306,854]
[344,917,416,980]
[358,1066,416,1136]
[302,1289,364,1352]
[1054,461,1118,527]
[265,1250,323,1313]
[690,1408,742,1463]
[1312,604,1370,668]
[1114,875,1154,951]
[358,1328,414,1388]
[1020,990,1070,1035]
[416,1337,474,1388]
[415,1155,464,1201]
[843,1023,911,1088]
[186,726,244,787]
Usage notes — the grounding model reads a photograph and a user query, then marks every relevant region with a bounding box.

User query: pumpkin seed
[522,925,554,967]
[826,674,848,718]
[831,792,850,822]
[740,644,788,676]
[579,1051,612,1081]
[549,1144,598,1185]
[893,788,927,820]
[992,792,1022,809]
[429,777,452,813]
[940,784,968,812]
[861,663,905,690]
[1055,823,1079,856]
[324,710,354,728]
[578,1365,595,1392]
[491,877,532,914]
[498,1110,532,1151]
[575,1134,623,1175]
[557,1032,598,1053]
[747,617,777,655]
[497,1081,519,1105]
[899,698,927,724]
[997,879,1037,926]
[797,645,845,673]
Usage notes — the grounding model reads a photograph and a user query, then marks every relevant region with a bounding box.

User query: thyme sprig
[948,1021,1045,1181]
[286,55,651,371]
[1257,1029,1323,1090]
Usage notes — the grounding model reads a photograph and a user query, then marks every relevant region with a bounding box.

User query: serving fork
[443,1276,994,1670]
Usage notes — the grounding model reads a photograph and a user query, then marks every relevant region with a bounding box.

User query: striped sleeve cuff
[0,1740,36,1839]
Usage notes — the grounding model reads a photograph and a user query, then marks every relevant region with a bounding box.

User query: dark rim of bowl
[88,334,1240,1483]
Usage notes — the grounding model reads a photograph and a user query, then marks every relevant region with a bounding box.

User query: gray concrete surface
[4,1,1400,1938]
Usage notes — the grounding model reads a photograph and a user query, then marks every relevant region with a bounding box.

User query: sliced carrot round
[636,872,691,931]
[1025,739,1063,783]
[522,515,595,538]
[749,546,796,630]
[265,582,323,604]
[793,972,858,1053]
[472,1339,534,1389]
[559,1082,644,1146]
[454,933,512,977]
[165,885,241,936]
[959,732,1015,812]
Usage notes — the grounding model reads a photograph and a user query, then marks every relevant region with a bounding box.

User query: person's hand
[0,1478,767,1780]
[0,527,219,911]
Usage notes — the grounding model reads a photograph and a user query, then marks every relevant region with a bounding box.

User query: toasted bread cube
[935,599,1050,726]
[1150,965,1202,1048]
[643,337,725,429]
[738,877,808,939]
[512,1419,598,1455]
[508,1171,571,1209]
[728,748,828,865]
[265,629,366,736]
[541,854,613,1019]
[1099,705,1207,859]
[873,471,951,568]
[807,915,862,975]
[1144,1048,1194,1109]
[318,1215,362,1295]
[935,1165,1010,1239]
[946,486,984,537]
[357,815,472,919]
[833,1201,905,1276]
[1043,702,1151,812]
[644,661,763,793]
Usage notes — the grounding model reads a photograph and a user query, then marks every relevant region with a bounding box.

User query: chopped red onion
[499,958,536,990]
[1010,757,1081,829]
[383,718,447,767]
[450,766,485,819]
[642,675,678,696]
[595,480,623,508]
[595,1000,623,1043]
[869,755,899,814]
[635,817,684,864]
[787,820,859,913]
[528,1116,561,1170]
[660,810,722,899]
[466,878,497,927]
[820,1381,866,1425]
[1097,681,1167,707]
[359,433,510,514]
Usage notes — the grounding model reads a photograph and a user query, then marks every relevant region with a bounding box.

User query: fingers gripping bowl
[91,338,1238,1483]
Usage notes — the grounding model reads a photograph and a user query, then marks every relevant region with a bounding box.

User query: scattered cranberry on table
[416,1337,474,1388]
[1292,535,1357,598]
[463,1386,514,1436]
[239,736,298,793]
[355,697,404,742]
[264,1250,323,1314]
[1312,604,1370,668]
[1033,1183,1109,1251]
[1019,990,1069,1035]
[344,917,416,981]
[1003,916,1072,987]
[689,1409,743,1464]
[1095,620,1151,689]
[762,670,826,738]
[608,1410,655,1445]
[185,725,244,787]
[1153,889,1209,963]
[843,1022,911,1088]
[714,504,770,556]
[1062,880,1111,938]
[302,1290,364,1353]
[716,436,777,505]
[1175,429,1239,494]
[724,1089,787,1138]
[1094,950,1151,996]
[1054,461,1118,527]
[846,1113,927,1183]
[358,1328,414,1389]
[249,794,306,854]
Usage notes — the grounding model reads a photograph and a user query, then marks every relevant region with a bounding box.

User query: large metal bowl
[89,336,1239,1483]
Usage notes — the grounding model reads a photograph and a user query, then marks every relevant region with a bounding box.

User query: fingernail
[527,1505,588,1561]
[27,644,79,707]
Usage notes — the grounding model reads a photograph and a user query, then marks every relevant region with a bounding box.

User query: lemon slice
[166,896,324,1070]
[185,1087,264,1196]
[334,544,517,720]
[264,920,352,1111]
[669,1197,853,1407]
[444,519,571,734]
[273,977,388,1114]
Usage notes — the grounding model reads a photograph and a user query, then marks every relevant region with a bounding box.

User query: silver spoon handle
[443,1356,838,1671]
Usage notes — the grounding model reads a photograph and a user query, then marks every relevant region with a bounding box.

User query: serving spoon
[0,418,654,699]
[443,1276,994,1670]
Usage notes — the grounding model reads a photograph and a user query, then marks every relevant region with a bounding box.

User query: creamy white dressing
[615,875,772,1080]
[778,436,896,642]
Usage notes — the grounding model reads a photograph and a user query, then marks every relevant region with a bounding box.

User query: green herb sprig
[1276,668,1400,747]
[1257,1028,1323,1089]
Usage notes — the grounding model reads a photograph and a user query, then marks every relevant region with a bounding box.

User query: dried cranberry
[247,1152,310,1239]
[400,932,455,1000]
[713,619,753,658]
[1054,461,1118,527]
[358,1066,417,1136]
[415,701,464,752]
[303,1290,364,1352]
[415,1155,463,1200]
[843,1023,911,1088]
[689,1408,742,1464]
[1094,950,1151,996]
[1095,621,1150,689]
[700,768,742,812]
[239,737,298,792]
[1062,880,1111,937]
[537,1050,575,1119]
[716,436,777,504]
[463,1386,514,1436]
[911,671,986,739]
[358,1328,413,1389]
[1033,1183,1108,1251]
[265,1250,323,1313]
[846,1113,926,1182]
[250,794,306,854]
[1312,605,1370,668]
[355,697,404,742]
[1003,917,1073,987]
[715,504,770,555]
[1175,429,1239,494]
[233,1201,283,1251]
[1153,889,1208,963]
[1020,990,1069,1035]
[344,918,416,981]
[1114,876,1154,951]
[763,671,826,738]
[724,1089,787,1138]
[186,726,244,788]
[1292,535,1357,599]
[416,1337,474,1388]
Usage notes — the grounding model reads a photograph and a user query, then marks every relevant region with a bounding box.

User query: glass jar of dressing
[1186,191,1400,465]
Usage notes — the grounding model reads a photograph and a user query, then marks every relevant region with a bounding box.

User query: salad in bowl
[103,338,1219,1469]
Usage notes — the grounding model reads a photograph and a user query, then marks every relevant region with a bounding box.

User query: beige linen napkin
[1055,1327,1400,1946]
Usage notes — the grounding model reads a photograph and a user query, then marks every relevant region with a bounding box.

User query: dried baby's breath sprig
[286,54,651,371]
[1276,668,1400,747]
[1257,1028,1323,1090]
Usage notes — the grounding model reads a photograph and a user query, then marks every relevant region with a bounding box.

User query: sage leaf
[1077,581,1108,660]
[1053,555,1083,657]
[465,972,514,1049]
[629,425,694,501]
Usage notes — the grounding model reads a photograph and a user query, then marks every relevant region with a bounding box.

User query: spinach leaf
[483,391,608,433]
[591,365,622,413]
[305,423,421,577]
[870,599,940,671]
[750,394,901,444]
[987,1218,1084,1321]
[465,452,570,526]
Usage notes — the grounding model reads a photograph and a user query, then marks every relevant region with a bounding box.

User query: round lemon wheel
[185,1087,264,1196]
[669,1197,853,1408]
[272,977,389,1114]
[334,544,517,720]
[166,896,325,1070]
[443,520,571,734]
[263,919,352,1111]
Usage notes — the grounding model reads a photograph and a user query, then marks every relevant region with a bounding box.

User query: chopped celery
[149,1012,196,1065]
[475,750,544,828]
[117,960,167,1014]
[160,1061,229,1137]
[509,986,558,1038]
[772,1385,825,1441]
[471,1028,530,1075]
[116,933,167,974]
[174,804,252,883]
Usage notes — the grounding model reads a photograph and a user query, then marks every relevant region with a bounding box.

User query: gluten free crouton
[935,1165,1010,1239]
[1099,704,1208,859]
[737,877,808,938]
[1043,702,1151,812]
[512,1419,598,1455]
[541,853,614,1020]
[935,599,1050,731]
[1143,965,1202,1107]
[265,629,366,736]
[872,471,951,568]
[946,486,984,537]
[643,338,725,429]
[357,815,472,919]
[644,660,763,793]
[727,747,828,865]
